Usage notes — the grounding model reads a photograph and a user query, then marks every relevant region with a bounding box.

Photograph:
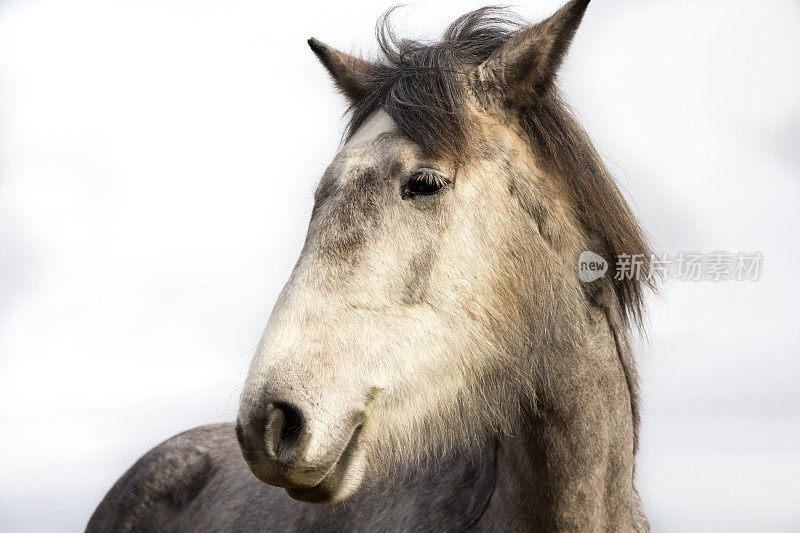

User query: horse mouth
[285,425,366,504]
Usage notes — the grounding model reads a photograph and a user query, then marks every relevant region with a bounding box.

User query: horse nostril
[262,402,306,461]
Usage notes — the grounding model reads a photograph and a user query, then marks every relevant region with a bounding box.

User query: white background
[1,0,799,530]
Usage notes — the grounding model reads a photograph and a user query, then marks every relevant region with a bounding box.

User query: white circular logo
[578,251,608,282]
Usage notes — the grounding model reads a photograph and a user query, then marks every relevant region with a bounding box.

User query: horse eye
[404,170,449,198]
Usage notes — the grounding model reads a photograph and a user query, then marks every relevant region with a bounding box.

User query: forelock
[345,7,524,160]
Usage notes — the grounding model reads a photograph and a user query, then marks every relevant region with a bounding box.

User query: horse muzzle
[236,398,367,504]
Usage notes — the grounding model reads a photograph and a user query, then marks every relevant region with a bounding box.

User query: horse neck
[477,305,638,530]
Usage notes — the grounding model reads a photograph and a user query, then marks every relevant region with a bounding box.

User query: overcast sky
[1,1,799,530]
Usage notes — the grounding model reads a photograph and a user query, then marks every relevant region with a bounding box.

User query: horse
[88,1,653,530]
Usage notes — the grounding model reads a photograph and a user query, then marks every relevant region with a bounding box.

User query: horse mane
[344,7,653,328]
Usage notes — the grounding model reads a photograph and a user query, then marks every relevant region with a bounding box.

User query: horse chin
[285,427,367,504]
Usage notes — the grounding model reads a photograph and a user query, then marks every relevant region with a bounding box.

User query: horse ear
[307,38,372,102]
[479,0,589,104]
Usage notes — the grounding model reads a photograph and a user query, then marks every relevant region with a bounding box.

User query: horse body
[87,423,496,532]
[90,1,652,530]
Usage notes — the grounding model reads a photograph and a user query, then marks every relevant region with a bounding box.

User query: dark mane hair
[346,7,653,327]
